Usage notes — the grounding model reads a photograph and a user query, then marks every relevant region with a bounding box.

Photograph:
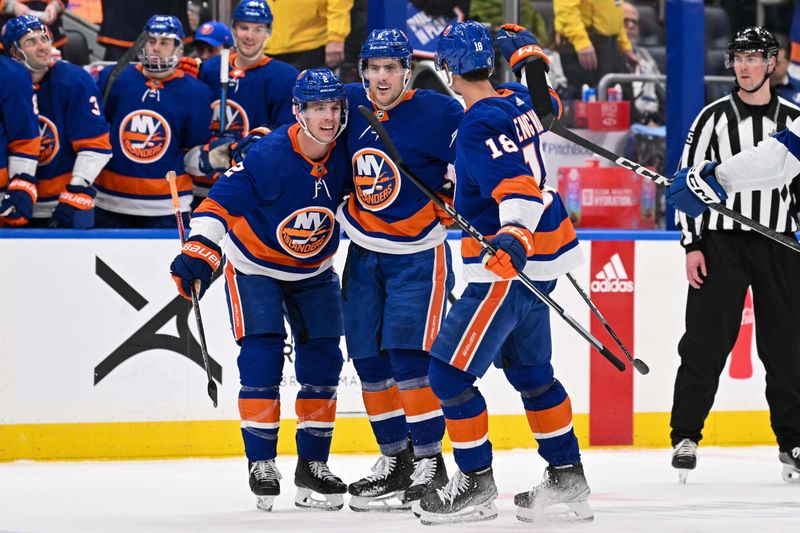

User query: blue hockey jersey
[0,56,40,194]
[191,123,351,281]
[455,83,583,283]
[339,84,463,253]
[33,60,111,218]
[95,65,212,215]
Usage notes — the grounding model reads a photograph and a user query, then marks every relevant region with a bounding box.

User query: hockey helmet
[360,28,413,70]
[293,68,348,142]
[725,26,779,68]
[1,15,50,51]
[141,15,185,73]
[233,0,273,26]
[434,20,494,76]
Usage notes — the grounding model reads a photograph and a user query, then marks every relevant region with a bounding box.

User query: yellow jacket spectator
[264,0,353,70]
[555,0,632,53]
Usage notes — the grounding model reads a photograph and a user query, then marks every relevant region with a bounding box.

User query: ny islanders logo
[352,148,401,211]
[277,207,335,258]
[211,99,249,137]
[38,116,59,165]
[119,110,172,163]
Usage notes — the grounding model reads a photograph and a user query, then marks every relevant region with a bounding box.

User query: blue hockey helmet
[141,15,185,73]
[434,20,494,76]
[1,15,49,51]
[144,14,185,42]
[233,0,273,26]
[360,28,413,69]
[293,68,348,142]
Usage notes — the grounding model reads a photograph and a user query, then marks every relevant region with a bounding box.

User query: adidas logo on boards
[591,253,634,293]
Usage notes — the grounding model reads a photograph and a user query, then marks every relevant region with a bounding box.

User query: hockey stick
[218,45,231,135]
[565,273,650,374]
[166,171,219,407]
[102,30,149,107]
[357,105,626,373]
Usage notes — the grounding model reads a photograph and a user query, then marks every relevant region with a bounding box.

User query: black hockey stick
[102,30,149,107]
[565,273,650,374]
[358,105,626,373]
[166,171,219,408]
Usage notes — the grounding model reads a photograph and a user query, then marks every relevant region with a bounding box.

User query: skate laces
[673,439,698,458]
[436,470,469,503]
[410,457,437,487]
[365,455,395,481]
[251,460,282,482]
[309,461,338,481]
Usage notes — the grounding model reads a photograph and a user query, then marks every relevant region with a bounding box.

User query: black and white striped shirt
[677,90,800,250]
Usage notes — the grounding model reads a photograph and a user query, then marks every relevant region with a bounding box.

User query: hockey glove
[170,235,222,300]
[49,184,96,229]
[199,133,241,177]
[0,173,38,226]
[496,24,549,75]
[177,56,200,77]
[667,161,727,218]
[481,225,534,279]
[433,180,455,227]
[231,126,272,164]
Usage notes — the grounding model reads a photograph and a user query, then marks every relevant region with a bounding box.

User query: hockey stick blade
[102,30,149,107]
[541,115,800,255]
[357,105,626,373]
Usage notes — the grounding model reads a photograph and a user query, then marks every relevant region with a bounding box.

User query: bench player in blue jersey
[339,28,463,512]
[170,68,351,513]
[1,15,111,229]
[416,21,592,525]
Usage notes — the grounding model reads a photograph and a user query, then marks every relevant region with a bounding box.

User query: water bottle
[565,168,582,226]
[608,84,623,102]
[582,84,596,103]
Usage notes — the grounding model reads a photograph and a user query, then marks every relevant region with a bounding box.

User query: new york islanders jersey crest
[0,55,39,192]
[199,54,297,135]
[95,65,212,215]
[455,83,583,282]
[192,123,350,281]
[32,61,111,218]
[338,84,463,253]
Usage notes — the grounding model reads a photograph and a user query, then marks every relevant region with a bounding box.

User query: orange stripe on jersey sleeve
[8,138,41,159]
[195,197,241,229]
[525,397,573,435]
[346,195,438,237]
[445,410,489,446]
[533,217,578,256]
[0,168,8,189]
[491,175,543,204]
[398,387,441,418]
[95,170,192,197]
[72,133,112,152]
[362,385,402,416]
[792,42,800,63]
[450,281,510,370]
[238,398,280,423]
[296,398,337,424]
[36,172,71,199]
[231,218,335,269]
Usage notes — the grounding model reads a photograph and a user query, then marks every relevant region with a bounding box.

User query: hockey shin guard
[353,355,410,456]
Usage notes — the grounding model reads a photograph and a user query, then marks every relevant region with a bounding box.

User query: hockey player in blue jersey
[1,15,111,229]
[170,68,350,512]
[195,0,298,199]
[340,28,462,512]
[94,15,212,228]
[0,52,40,227]
[414,21,592,525]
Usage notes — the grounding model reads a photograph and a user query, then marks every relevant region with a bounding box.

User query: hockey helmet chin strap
[12,29,52,74]
[295,104,348,145]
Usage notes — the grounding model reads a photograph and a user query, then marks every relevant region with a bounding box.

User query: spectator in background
[771,32,800,105]
[554,0,636,99]
[98,0,190,61]
[623,2,664,125]
[1,0,67,48]
[190,20,233,61]
[264,0,353,71]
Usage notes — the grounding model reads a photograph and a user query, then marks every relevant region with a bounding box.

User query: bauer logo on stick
[277,206,335,258]
[37,116,59,166]
[119,110,172,163]
[352,147,401,211]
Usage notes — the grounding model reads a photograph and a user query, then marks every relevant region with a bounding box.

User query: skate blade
[419,501,498,526]
[516,500,593,523]
[294,487,344,511]
[677,468,691,485]
[782,464,800,483]
[412,501,422,518]
[349,491,411,513]
[256,495,276,512]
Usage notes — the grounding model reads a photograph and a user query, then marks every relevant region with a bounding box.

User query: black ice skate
[779,447,800,483]
[514,462,593,523]
[294,459,347,511]
[403,453,448,507]
[672,438,698,484]
[348,448,415,512]
[418,467,498,526]
[249,460,281,512]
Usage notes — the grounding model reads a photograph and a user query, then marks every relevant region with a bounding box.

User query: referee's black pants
[670,231,800,452]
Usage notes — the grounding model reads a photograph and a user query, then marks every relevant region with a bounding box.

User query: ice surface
[0,447,797,532]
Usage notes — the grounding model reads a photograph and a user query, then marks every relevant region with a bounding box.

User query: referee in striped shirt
[670,26,800,483]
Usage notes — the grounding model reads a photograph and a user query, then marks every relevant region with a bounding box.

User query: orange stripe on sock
[526,397,573,435]
[238,398,280,423]
[362,385,402,416]
[445,410,488,446]
[296,398,337,423]
[398,386,441,418]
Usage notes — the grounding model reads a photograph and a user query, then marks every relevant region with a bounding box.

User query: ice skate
[249,460,281,512]
[515,462,593,523]
[672,438,698,484]
[348,448,415,512]
[403,453,448,510]
[294,459,347,511]
[418,467,498,525]
[779,447,800,483]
